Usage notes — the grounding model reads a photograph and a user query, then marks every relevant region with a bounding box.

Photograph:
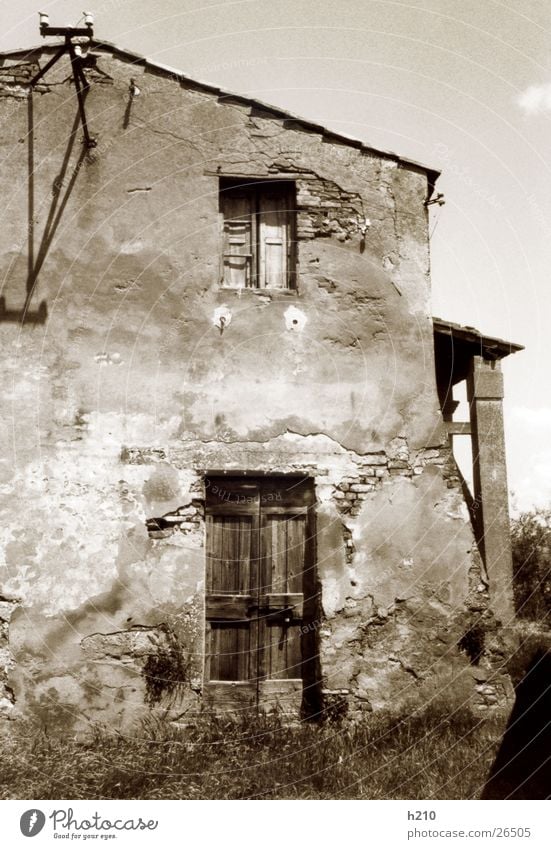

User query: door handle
[264,605,297,625]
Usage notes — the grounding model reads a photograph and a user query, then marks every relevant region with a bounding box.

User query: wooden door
[204,477,316,715]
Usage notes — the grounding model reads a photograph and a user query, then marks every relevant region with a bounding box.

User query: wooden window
[220,180,296,289]
[204,476,317,715]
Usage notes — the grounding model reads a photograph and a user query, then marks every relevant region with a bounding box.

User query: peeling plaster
[0,46,497,726]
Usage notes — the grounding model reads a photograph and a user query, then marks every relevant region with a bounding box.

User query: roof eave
[0,40,441,180]
[433,317,524,360]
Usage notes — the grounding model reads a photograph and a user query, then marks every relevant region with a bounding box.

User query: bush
[511,507,551,624]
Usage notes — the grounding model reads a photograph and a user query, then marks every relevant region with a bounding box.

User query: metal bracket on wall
[30,13,98,149]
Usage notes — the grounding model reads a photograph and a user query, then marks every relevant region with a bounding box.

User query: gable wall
[0,48,502,728]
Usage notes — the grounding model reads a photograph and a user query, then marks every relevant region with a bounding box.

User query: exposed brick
[362,453,387,465]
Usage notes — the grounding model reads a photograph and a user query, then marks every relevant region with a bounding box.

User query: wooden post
[467,356,514,623]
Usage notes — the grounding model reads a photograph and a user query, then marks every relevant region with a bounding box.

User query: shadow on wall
[0,92,87,325]
[482,649,551,799]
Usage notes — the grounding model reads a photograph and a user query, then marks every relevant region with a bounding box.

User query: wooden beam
[467,356,514,623]
[446,421,472,435]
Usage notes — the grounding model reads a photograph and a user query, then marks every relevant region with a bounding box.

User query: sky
[1,0,550,511]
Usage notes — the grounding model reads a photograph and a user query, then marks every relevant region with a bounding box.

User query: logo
[20,810,46,837]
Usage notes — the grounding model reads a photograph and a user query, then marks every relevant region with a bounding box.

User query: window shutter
[259,191,290,288]
[221,192,255,288]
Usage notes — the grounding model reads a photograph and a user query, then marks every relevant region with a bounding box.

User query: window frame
[219,178,297,291]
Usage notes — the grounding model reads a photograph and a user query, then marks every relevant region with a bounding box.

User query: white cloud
[517,83,551,114]
[510,406,551,429]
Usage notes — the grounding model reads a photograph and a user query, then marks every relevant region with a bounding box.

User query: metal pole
[67,41,96,148]
[29,46,66,86]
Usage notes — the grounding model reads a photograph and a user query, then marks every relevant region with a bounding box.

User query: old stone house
[0,37,522,731]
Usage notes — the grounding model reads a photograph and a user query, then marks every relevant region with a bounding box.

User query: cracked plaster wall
[0,47,499,729]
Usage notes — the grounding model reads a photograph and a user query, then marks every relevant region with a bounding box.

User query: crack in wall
[0,51,491,725]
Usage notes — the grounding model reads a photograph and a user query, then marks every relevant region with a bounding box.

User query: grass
[0,700,507,800]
